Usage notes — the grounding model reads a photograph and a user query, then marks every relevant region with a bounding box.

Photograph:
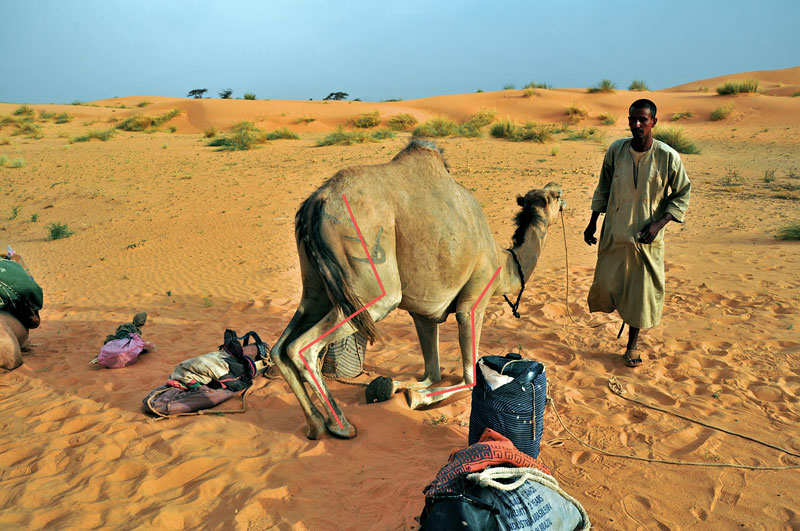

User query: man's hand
[584,223,597,245]
[637,213,674,244]
[584,211,601,245]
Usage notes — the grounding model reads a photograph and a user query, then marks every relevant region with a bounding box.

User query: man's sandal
[623,348,642,368]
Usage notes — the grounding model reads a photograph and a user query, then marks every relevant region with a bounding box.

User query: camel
[271,140,564,439]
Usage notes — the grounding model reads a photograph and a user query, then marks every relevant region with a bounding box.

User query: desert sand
[1,67,799,529]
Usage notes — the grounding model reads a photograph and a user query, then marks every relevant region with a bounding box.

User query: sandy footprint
[621,494,670,531]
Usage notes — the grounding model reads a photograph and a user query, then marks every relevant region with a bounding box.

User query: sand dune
[1,67,799,529]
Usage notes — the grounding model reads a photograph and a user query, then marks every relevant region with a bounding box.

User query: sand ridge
[1,67,799,528]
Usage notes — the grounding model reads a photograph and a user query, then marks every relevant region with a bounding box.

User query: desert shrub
[136,101,152,107]
[38,111,57,121]
[565,127,603,142]
[219,89,233,99]
[697,86,709,92]
[229,121,260,134]
[490,119,516,139]
[587,79,617,93]
[524,81,551,89]
[265,127,299,140]
[653,126,700,154]
[510,122,557,143]
[116,108,181,131]
[316,127,394,146]
[369,128,396,140]
[503,83,516,90]
[793,92,800,98]
[710,102,734,121]
[47,222,73,240]
[386,113,417,131]
[670,110,694,121]
[207,127,267,151]
[716,78,759,95]
[295,116,317,124]
[73,128,116,142]
[599,112,617,125]
[550,145,560,156]
[466,108,497,129]
[9,158,25,168]
[522,88,537,98]
[455,122,482,138]
[30,213,38,222]
[13,105,35,117]
[9,205,21,220]
[776,223,800,241]
[413,117,459,137]
[565,102,588,120]
[348,111,381,128]
[720,169,742,187]
[763,169,776,183]
[0,155,7,166]
[11,120,41,137]
[203,125,218,138]
[628,80,649,91]
[54,112,72,124]
[243,93,256,100]
[317,128,367,146]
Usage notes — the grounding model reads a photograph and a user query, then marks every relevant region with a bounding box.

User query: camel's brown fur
[272,140,563,439]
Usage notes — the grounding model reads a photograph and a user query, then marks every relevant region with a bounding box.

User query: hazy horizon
[2,0,799,104]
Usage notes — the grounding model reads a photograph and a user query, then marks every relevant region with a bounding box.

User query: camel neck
[497,221,547,295]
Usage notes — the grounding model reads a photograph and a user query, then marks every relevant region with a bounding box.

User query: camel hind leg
[284,307,362,438]
[271,305,331,439]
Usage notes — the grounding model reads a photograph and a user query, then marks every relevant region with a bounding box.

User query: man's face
[628,107,657,139]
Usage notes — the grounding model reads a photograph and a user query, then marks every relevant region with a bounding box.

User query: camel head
[512,182,562,246]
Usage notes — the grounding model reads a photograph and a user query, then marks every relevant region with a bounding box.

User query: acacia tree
[187,88,208,99]
[323,92,348,101]
[218,88,233,99]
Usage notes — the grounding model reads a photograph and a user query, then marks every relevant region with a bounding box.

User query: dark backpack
[213,329,266,392]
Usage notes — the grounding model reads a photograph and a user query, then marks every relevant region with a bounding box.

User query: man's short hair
[630,99,657,119]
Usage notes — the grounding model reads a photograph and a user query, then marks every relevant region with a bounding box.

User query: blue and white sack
[469,353,547,459]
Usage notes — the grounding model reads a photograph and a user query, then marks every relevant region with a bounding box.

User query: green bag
[0,259,43,328]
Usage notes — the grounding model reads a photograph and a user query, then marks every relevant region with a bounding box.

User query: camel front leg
[405,308,484,409]
[407,312,441,388]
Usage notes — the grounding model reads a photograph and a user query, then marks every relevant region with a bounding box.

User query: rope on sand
[548,376,800,470]
[467,467,591,531]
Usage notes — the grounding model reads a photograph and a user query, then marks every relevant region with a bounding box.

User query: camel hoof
[325,417,357,439]
[405,389,426,410]
[306,420,327,440]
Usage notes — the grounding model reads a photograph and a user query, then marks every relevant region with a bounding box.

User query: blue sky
[2,0,798,104]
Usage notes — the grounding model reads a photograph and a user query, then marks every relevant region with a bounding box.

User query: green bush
[587,79,617,93]
[466,108,497,128]
[136,101,152,107]
[47,222,73,240]
[208,128,266,151]
[716,79,759,95]
[599,112,617,125]
[9,158,25,168]
[490,119,516,139]
[565,102,588,120]
[73,128,116,142]
[116,108,182,131]
[348,111,381,128]
[710,103,734,121]
[503,83,516,90]
[628,80,649,91]
[54,112,72,124]
[386,113,417,131]
[670,110,694,121]
[413,117,459,137]
[565,127,603,141]
[13,105,35,116]
[522,88,536,98]
[653,126,700,154]
[265,127,299,140]
[776,223,800,241]
[203,125,218,138]
[510,122,557,143]
[316,127,395,146]
[295,116,317,124]
[243,93,257,100]
[524,81,551,89]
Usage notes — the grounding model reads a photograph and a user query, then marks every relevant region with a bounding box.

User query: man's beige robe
[588,138,691,329]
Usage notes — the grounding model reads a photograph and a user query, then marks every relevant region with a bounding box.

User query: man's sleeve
[665,153,691,222]
[590,145,615,213]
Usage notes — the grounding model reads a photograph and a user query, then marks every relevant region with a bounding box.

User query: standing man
[583,99,691,367]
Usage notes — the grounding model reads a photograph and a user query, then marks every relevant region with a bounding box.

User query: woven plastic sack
[469,353,546,459]
[97,333,154,368]
[143,385,237,416]
[321,332,366,378]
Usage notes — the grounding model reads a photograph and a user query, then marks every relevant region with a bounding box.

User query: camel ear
[516,196,525,206]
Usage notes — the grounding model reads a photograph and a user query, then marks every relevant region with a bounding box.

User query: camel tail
[296,195,380,343]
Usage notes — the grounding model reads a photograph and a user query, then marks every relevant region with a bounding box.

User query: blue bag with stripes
[469,353,547,459]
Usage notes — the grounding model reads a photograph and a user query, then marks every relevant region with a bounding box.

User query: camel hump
[295,193,379,343]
